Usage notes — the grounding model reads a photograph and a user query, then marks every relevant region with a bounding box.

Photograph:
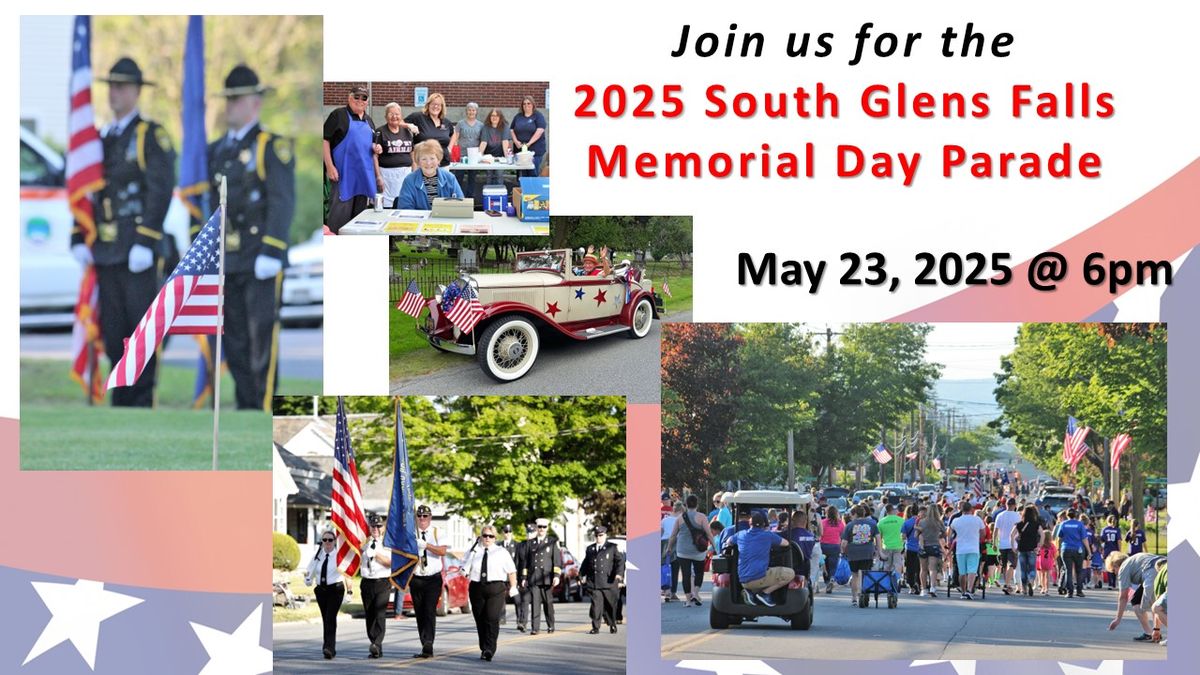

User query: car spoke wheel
[476,315,540,382]
[627,297,653,339]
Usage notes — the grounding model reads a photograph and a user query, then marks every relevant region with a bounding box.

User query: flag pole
[212,177,228,470]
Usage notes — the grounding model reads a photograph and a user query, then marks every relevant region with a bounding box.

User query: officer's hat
[503,524,513,533]
[593,525,607,535]
[99,57,154,86]
[219,64,273,98]
[368,514,386,527]
[535,518,550,527]
[416,504,433,516]
[525,523,537,535]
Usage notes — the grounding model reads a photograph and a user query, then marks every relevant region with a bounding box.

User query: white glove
[417,538,427,552]
[254,254,283,280]
[128,244,154,273]
[508,586,519,598]
[71,244,93,266]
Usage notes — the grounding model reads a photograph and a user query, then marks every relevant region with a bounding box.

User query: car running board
[570,325,631,340]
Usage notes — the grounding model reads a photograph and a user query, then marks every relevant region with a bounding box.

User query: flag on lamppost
[872,443,892,464]
[1109,433,1132,470]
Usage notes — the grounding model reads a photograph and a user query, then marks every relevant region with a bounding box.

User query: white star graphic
[676,660,780,675]
[910,660,977,675]
[1059,660,1124,675]
[190,603,272,675]
[23,578,144,670]
[1168,458,1194,552]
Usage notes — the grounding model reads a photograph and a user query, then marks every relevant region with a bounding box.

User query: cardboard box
[514,177,549,222]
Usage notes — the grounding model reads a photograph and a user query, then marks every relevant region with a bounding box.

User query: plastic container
[482,184,507,213]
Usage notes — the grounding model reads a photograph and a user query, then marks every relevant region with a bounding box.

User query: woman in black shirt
[374,102,419,207]
[405,92,454,166]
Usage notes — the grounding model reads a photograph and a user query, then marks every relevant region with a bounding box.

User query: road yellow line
[660,629,722,657]
[376,623,600,670]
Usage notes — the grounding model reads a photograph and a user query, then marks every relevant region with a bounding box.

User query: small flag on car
[662,279,673,298]
[396,280,425,318]
[445,283,484,333]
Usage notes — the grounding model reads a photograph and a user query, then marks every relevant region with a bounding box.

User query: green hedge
[273,532,301,571]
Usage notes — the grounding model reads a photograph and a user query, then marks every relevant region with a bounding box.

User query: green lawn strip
[652,272,693,315]
[20,404,269,470]
[21,358,319,408]
[389,305,463,381]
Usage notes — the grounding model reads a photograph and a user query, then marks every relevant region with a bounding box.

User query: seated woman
[397,140,465,210]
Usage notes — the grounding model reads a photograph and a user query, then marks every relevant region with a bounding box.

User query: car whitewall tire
[477,315,540,381]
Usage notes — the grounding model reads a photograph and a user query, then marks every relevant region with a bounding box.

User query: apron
[332,109,375,202]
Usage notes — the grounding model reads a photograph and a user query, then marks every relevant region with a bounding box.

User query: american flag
[932,457,942,471]
[872,443,892,464]
[1109,433,1132,470]
[905,451,918,461]
[971,477,984,498]
[396,280,425,318]
[662,279,673,298]
[106,208,225,390]
[1064,416,1091,471]
[331,397,370,576]
[67,16,105,402]
[445,282,484,333]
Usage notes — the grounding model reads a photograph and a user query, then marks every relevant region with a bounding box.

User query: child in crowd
[1036,530,1057,596]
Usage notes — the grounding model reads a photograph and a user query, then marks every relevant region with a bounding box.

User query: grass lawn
[389,308,462,381]
[650,271,693,315]
[273,569,365,623]
[19,358,317,471]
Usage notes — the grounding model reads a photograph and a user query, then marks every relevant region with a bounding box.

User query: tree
[661,324,743,491]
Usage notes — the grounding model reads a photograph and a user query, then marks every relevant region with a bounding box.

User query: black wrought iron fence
[388,255,511,303]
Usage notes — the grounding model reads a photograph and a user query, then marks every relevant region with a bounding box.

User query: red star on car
[593,289,607,306]
[545,301,560,317]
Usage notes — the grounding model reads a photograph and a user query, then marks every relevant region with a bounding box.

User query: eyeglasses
[537,525,547,529]
[322,538,335,543]
[352,94,368,101]
[417,514,432,518]
[481,534,496,539]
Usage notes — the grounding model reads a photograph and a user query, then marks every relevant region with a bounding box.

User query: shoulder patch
[154,125,173,152]
[273,136,293,164]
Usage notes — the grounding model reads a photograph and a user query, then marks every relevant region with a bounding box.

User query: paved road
[273,597,625,674]
[20,327,324,385]
[660,580,1166,661]
[391,311,691,404]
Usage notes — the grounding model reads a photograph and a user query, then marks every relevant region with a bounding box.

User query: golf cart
[709,490,814,630]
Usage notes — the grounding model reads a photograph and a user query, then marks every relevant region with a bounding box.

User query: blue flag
[385,399,420,592]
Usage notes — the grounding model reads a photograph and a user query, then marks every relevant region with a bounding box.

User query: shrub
[273,532,301,571]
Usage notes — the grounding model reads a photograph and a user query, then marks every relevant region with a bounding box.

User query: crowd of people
[660,484,1166,645]
[305,508,622,663]
[323,85,549,232]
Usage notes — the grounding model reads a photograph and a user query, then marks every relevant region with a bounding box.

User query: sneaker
[920,589,929,597]
[961,592,970,600]
[826,583,834,594]
[742,590,759,606]
[1002,586,1013,596]
[667,593,679,602]
[1160,639,1167,647]
[757,593,777,607]
[691,597,703,607]
[1076,590,1085,598]
[1067,591,1074,598]
[1133,633,1154,642]
[928,590,938,598]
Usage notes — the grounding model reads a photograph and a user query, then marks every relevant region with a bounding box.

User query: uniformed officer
[521,517,562,634]
[73,57,175,407]
[208,64,295,410]
[461,524,519,662]
[410,504,448,659]
[500,524,520,627]
[514,523,535,631]
[580,525,625,634]
[360,515,392,659]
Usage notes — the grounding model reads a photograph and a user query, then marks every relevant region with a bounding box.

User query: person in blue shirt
[900,505,924,594]
[1055,509,1092,598]
[731,512,793,606]
[396,140,464,210]
[1125,521,1146,555]
[1100,515,1122,589]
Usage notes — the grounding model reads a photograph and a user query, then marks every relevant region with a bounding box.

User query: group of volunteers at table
[323,85,547,233]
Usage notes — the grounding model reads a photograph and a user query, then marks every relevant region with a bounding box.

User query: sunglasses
[417,514,432,518]
[352,94,369,101]
[481,534,496,539]
[322,538,335,543]
[537,526,547,529]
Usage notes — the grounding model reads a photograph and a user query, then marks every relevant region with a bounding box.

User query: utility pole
[787,429,795,491]
[918,405,926,482]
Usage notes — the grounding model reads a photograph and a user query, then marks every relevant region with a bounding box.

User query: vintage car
[710,490,814,630]
[420,249,664,381]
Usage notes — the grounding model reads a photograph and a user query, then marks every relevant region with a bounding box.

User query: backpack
[680,511,709,551]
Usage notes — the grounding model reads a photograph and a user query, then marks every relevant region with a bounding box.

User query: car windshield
[515,251,565,272]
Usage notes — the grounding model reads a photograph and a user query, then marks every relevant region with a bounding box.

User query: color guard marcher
[304,530,344,659]
[521,517,562,634]
[360,515,392,658]
[410,504,449,658]
[580,525,625,633]
[462,525,519,661]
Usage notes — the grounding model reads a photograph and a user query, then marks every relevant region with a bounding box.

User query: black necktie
[481,547,489,582]
[421,530,428,567]
[321,553,329,585]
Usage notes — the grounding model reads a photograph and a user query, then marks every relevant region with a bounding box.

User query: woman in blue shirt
[397,140,464,210]
[509,95,548,175]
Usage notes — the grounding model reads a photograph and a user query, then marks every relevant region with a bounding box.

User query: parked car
[398,552,471,617]
[281,228,323,326]
[820,486,850,500]
[710,490,814,630]
[852,490,883,505]
[824,496,850,514]
[913,483,938,497]
[1040,495,1073,517]
[555,547,584,602]
[419,249,664,381]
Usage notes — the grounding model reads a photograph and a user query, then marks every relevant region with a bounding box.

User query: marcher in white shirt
[305,530,344,659]
[461,525,518,662]
[360,515,392,659]
[410,504,449,659]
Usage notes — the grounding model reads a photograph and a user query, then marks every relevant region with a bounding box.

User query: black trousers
[589,586,618,630]
[1062,549,1085,592]
[360,578,390,650]
[515,584,530,626]
[409,573,442,653]
[529,584,555,630]
[905,550,921,589]
[327,185,370,233]
[470,581,507,655]
[314,582,344,655]
[96,263,159,407]
[220,271,281,410]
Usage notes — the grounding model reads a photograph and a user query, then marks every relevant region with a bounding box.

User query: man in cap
[521,517,562,634]
[74,57,176,407]
[410,504,448,658]
[360,514,392,658]
[208,64,295,410]
[579,525,625,634]
[323,85,377,232]
[499,525,520,626]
